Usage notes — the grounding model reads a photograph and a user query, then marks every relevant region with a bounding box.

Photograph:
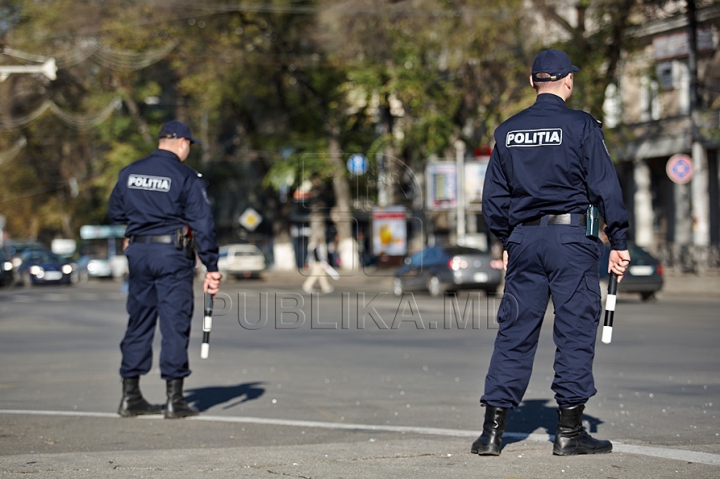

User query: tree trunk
[327,130,358,271]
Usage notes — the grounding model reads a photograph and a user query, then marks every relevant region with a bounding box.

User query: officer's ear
[529,75,535,89]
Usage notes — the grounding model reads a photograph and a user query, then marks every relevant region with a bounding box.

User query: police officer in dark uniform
[471,50,631,456]
[109,120,222,419]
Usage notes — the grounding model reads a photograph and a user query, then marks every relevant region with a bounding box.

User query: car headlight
[62,264,73,275]
[29,265,44,276]
[2,261,11,271]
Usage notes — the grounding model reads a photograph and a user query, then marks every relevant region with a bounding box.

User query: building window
[640,76,661,122]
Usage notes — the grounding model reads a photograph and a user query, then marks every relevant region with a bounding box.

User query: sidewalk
[1,425,718,478]
[659,268,720,297]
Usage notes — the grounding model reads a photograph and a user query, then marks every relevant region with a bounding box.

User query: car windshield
[443,246,487,255]
[26,252,62,263]
[628,246,655,262]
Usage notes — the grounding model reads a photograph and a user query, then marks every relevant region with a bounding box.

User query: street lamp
[0,58,57,81]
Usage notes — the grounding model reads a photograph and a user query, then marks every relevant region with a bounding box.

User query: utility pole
[454,140,466,246]
[687,0,710,270]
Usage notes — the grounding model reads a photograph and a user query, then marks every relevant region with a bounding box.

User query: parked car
[15,249,74,286]
[393,245,504,297]
[217,244,266,279]
[73,255,114,282]
[599,244,664,301]
[0,249,14,287]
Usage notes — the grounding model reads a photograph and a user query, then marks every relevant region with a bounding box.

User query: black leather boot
[117,377,162,417]
[553,405,612,455]
[471,406,508,455]
[165,378,199,419]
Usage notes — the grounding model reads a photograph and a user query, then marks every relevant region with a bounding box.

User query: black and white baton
[601,273,618,344]
[201,292,213,359]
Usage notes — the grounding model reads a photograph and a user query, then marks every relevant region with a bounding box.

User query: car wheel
[427,275,445,297]
[640,292,656,302]
[392,278,404,297]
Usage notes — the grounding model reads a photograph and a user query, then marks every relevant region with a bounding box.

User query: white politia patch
[506,128,562,147]
[128,174,172,192]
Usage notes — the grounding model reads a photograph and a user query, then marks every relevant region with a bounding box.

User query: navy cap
[158,120,201,144]
[531,49,579,82]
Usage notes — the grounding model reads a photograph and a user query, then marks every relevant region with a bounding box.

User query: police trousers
[120,243,196,380]
[481,220,604,409]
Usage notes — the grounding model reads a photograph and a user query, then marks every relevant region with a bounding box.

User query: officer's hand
[503,250,509,271]
[123,237,130,252]
[608,249,631,283]
[204,271,222,295]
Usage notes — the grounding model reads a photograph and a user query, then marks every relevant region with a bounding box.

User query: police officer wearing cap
[471,50,631,456]
[109,120,222,419]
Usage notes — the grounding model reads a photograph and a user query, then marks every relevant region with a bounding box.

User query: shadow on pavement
[184,382,266,412]
[502,398,604,447]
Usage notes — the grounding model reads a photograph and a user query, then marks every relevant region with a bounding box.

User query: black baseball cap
[158,120,201,144]
[531,49,579,82]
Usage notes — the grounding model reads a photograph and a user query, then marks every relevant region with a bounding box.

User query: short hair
[534,73,571,92]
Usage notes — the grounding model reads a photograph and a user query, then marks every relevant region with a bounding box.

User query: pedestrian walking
[302,240,336,294]
[109,120,222,419]
[472,50,631,456]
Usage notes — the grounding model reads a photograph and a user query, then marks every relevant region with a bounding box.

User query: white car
[217,244,266,279]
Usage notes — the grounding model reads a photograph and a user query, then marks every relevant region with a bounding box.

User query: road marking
[1,409,718,466]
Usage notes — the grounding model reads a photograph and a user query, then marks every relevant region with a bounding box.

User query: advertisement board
[426,162,457,210]
[372,206,407,256]
[465,157,489,211]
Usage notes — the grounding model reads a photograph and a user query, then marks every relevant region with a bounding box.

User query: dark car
[393,245,504,297]
[599,244,663,301]
[0,248,14,287]
[15,250,74,286]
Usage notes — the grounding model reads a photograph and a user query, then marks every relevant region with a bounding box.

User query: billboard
[465,157,490,211]
[426,162,457,210]
[372,206,407,256]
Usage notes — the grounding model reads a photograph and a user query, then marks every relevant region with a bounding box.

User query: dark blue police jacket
[108,149,219,272]
[482,94,629,251]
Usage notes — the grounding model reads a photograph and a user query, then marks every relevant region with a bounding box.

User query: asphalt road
[0,276,718,478]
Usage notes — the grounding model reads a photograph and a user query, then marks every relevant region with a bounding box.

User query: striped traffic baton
[200,292,213,359]
[601,273,618,344]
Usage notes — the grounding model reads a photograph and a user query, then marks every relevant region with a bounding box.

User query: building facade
[607,3,720,270]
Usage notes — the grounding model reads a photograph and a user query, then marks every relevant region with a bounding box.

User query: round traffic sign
[666,154,693,184]
[347,154,368,175]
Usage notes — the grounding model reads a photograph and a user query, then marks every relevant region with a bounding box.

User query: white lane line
[613,442,720,466]
[1,409,719,466]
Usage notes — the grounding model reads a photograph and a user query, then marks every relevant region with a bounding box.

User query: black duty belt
[522,213,586,227]
[132,235,173,244]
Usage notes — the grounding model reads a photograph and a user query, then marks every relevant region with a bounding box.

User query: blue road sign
[347,154,368,175]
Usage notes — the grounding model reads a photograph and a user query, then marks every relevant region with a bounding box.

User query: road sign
[79,224,126,239]
[347,154,368,175]
[666,154,694,184]
[239,207,262,231]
